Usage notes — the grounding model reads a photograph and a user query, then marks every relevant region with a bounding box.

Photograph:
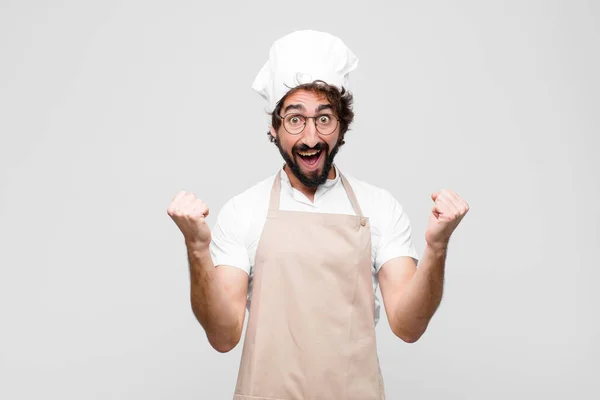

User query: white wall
[1,1,598,398]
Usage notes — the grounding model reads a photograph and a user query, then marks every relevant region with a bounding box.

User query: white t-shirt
[209,164,420,325]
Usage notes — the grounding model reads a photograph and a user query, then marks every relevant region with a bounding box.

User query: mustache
[294,142,328,153]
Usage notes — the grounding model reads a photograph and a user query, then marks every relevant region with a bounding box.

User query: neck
[283,164,337,202]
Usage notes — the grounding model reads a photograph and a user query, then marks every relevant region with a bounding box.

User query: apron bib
[233,168,385,400]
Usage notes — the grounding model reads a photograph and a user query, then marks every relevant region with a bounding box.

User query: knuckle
[170,199,181,208]
[192,207,204,216]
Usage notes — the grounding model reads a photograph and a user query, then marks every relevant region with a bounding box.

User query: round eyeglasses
[277,113,340,135]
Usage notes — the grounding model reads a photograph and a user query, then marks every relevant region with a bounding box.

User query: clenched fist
[167,190,211,250]
[425,189,469,250]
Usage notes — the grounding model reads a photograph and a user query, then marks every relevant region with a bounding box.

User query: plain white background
[1,1,598,399]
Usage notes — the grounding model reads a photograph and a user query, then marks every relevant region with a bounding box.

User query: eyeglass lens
[283,114,338,135]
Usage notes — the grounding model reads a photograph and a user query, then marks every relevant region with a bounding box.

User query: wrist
[185,239,211,258]
[426,241,448,255]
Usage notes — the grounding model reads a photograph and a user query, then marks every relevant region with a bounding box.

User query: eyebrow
[283,104,334,114]
[316,104,333,113]
[283,104,305,114]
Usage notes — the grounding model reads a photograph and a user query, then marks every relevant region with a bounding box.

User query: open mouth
[296,149,323,168]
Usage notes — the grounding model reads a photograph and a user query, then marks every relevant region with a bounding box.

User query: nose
[301,118,320,147]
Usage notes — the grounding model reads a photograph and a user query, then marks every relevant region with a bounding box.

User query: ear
[269,125,277,140]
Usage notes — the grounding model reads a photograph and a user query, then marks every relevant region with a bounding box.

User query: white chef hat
[252,30,359,112]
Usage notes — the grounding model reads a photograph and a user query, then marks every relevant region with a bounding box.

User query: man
[167,30,469,399]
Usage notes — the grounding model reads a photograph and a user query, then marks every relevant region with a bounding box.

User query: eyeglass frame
[275,112,341,136]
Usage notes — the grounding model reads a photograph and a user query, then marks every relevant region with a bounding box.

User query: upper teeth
[298,150,320,156]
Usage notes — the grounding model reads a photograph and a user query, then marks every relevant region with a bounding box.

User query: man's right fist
[167,190,211,249]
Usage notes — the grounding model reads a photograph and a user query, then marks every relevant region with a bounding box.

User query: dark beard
[275,140,340,188]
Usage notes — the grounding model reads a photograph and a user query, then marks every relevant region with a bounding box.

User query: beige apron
[233,168,385,400]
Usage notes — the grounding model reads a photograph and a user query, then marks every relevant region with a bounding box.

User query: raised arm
[168,191,248,353]
[379,189,469,343]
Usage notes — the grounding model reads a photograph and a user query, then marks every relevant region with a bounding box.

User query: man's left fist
[425,189,470,250]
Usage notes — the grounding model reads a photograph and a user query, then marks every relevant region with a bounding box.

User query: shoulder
[342,172,404,212]
[342,171,412,239]
[229,173,276,208]
[217,173,276,224]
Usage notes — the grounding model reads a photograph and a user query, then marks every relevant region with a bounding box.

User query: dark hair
[267,80,354,146]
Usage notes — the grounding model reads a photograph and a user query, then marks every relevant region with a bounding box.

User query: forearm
[186,242,241,351]
[392,243,447,341]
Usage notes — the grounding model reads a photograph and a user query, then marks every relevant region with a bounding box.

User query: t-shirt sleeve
[374,191,420,272]
[209,198,251,274]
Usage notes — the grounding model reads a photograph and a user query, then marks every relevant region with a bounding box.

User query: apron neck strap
[339,173,364,217]
[269,169,283,210]
[269,166,364,217]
